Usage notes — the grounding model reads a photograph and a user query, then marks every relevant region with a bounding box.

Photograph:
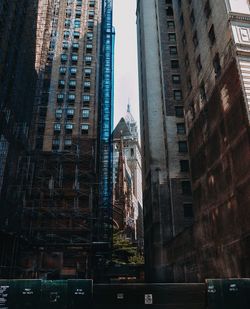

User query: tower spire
[127,98,131,113]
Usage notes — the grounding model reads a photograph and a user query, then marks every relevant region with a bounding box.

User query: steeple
[124,102,138,140]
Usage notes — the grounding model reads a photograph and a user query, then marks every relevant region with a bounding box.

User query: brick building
[0,0,114,280]
[137,0,250,282]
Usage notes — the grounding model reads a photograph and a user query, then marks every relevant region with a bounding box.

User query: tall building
[112,105,143,248]
[136,0,193,282]
[0,0,40,278]
[0,0,114,280]
[137,0,250,282]
[166,0,250,282]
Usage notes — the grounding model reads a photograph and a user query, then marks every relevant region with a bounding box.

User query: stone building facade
[137,0,250,282]
[112,107,143,248]
[136,0,193,282]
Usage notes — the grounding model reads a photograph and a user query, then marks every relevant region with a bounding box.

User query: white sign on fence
[144,293,153,305]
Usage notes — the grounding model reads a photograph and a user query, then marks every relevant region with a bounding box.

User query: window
[75,9,81,18]
[66,108,75,118]
[171,60,179,69]
[87,32,93,41]
[167,21,175,29]
[59,66,67,75]
[190,10,195,24]
[193,31,198,48]
[177,123,186,134]
[196,55,202,72]
[208,25,216,45]
[169,46,177,55]
[54,123,61,132]
[82,109,90,118]
[84,81,91,92]
[74,19,81,28]
[81,124,89,134]
[187,76,192,92]
[69,80,76,89]
[184,203,193,217]
[52,139,60,150]
[88,21,94,29]
[85,56,92,65]
[73,31,80,39]
[89,10,95,19]
[55,109,63,119]
[180,160,190,172]
[64,31,70,39]
[182,181,192,195]
[86,44,93,53]
[200,81,206,101]
[166,6,173,16]
[168,33,176,42]
[76,0,82,5]
[71,54,78,64]
[64,139,72,149]
[70,67,77,76]
[66,9,72,17]
[174,90,182,101]
[185,54,189,68]
[213,53,221,76]
[172,75,181,84]
[65,123,74,134]
[84,68,92,78]
[57,93,64,103]
[58,80,65,89]
[178,141,188,153]
[204,0,211,18]
[68,93,76,103]
[89,0,95,7]
[72,42,79,51]
[64,19,71,28]
[182,33,186,47]
[83,95,91,103]
[62,41,69,50]
[175,106,184,117]
[61,54,68,63]
[180,14,184,28]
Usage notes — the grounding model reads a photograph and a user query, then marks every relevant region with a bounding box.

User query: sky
[113,0,140,127]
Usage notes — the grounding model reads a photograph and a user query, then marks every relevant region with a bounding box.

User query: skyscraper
[137,0,250,282]
[0,0,40,278]
[136,0,193,282]
[0,0,114,279]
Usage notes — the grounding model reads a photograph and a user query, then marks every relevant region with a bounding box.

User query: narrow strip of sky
[113,0,139,127]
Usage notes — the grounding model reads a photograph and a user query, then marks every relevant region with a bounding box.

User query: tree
[112,231,144,265]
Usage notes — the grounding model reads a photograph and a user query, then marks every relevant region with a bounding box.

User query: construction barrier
[1,279,250,308]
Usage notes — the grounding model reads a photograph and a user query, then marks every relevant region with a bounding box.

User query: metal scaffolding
[97,0,115,245]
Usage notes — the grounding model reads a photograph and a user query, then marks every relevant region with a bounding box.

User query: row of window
[58,79,91,91]
[179,1,221,93]
[55,108,90,119]
[56,93,91,104]
[54,122,89,134]
[61,53,93,64]
[52,125,89,150]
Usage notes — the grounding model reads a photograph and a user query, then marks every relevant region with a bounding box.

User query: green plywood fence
[0,279,93,309]
[206,279,250,309]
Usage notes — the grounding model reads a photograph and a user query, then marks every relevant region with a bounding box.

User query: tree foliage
[112,232,144,265]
